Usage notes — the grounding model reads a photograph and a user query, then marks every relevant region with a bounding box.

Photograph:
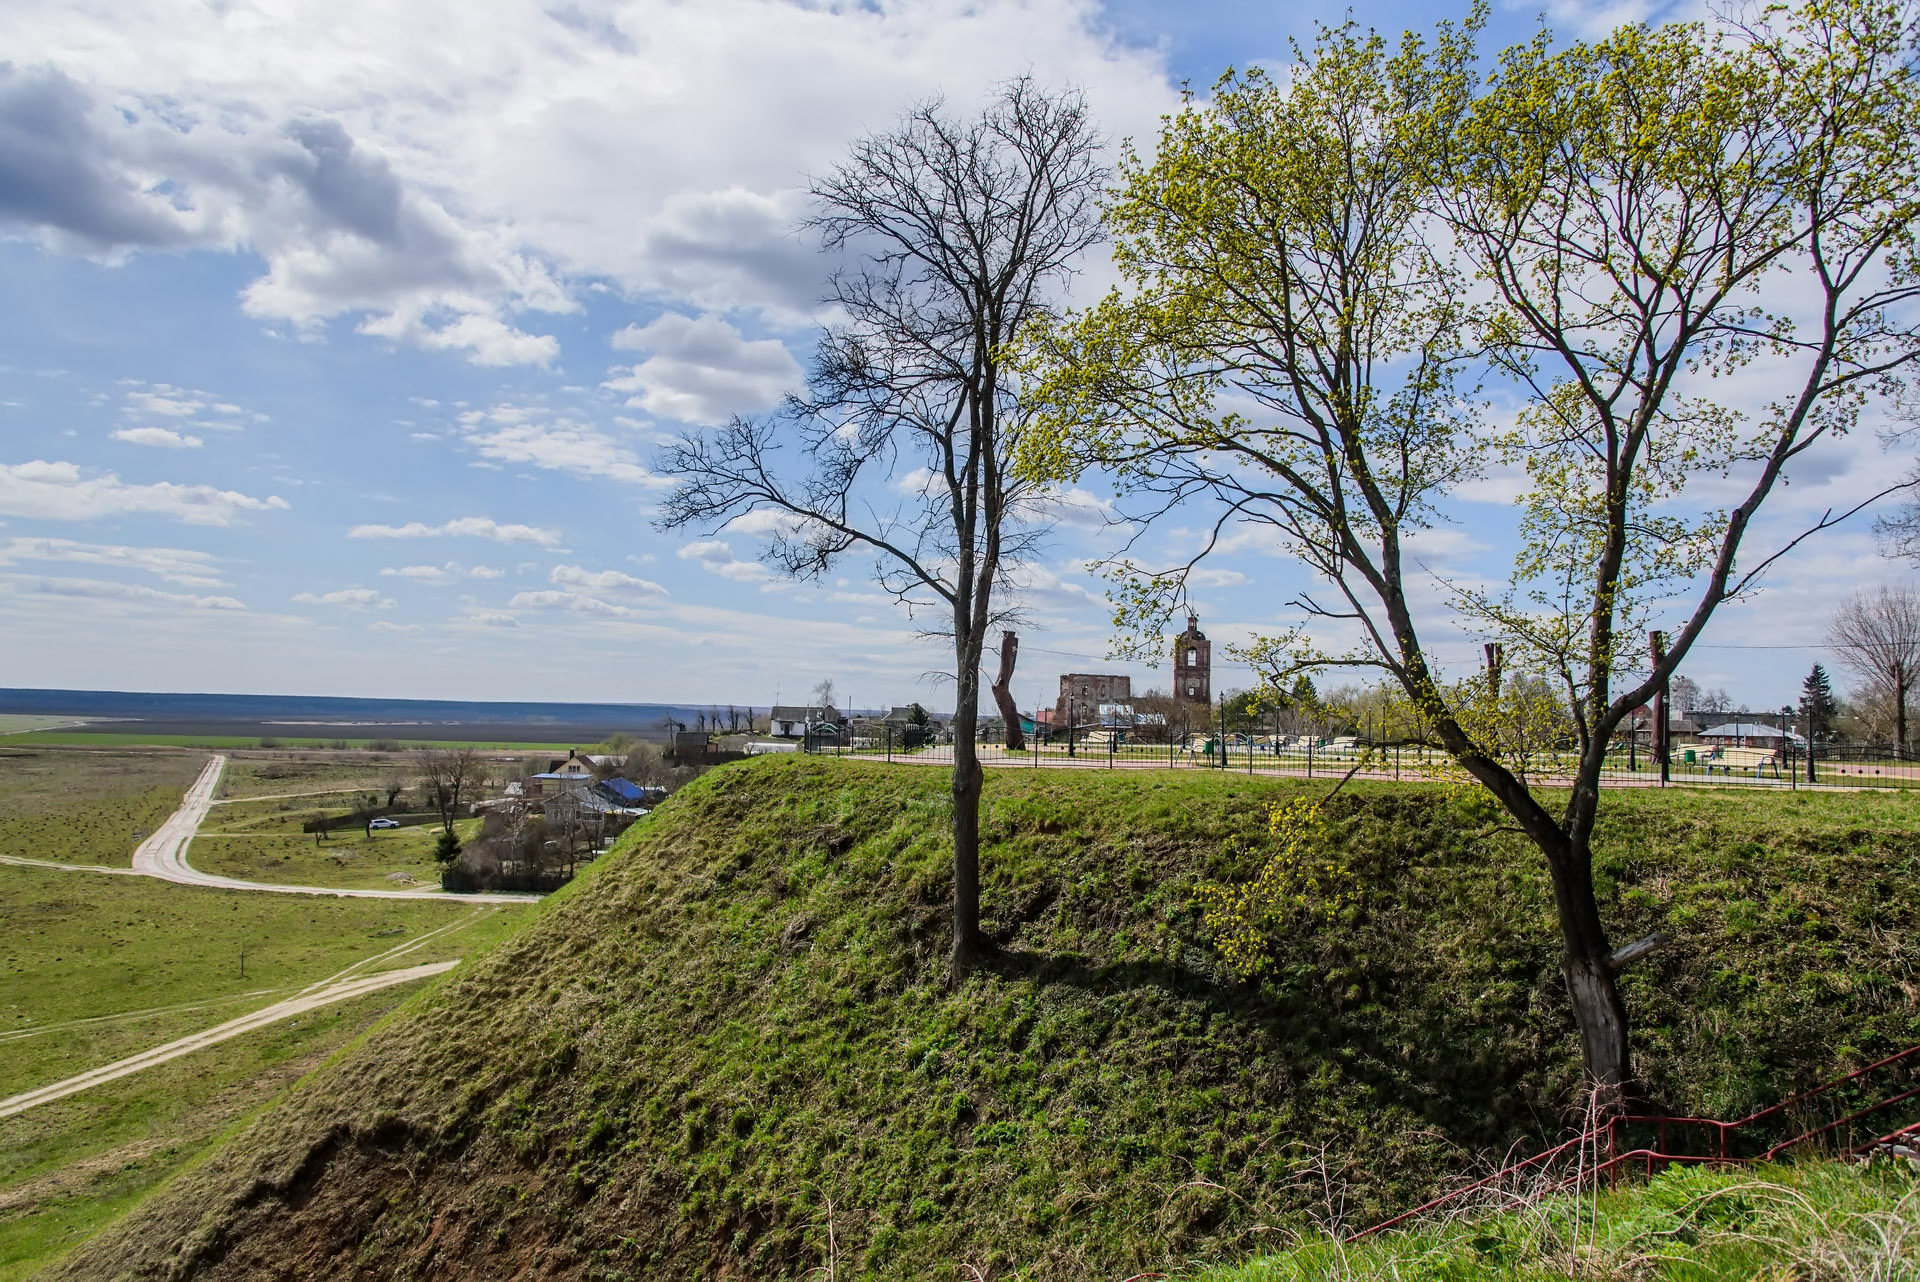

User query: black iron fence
[797,732,1920,791]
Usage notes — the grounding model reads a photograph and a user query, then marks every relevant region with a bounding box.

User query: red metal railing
[1349,1042,1920,1242]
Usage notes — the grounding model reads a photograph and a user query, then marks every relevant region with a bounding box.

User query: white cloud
[123,391,201,418]
[0,0,1179,360]
[451,404,659,486]
[0,536,224,586]
[0,64,566,366]
[677,538,770,582]
[605,312,802,424]
[292,586,396,609]
[507,588,637,617]
[0,460,288,525]
[459,609,520,629]
[111,426,203,449]
[1532,0,1672,38]
[32,574,245,610]
[113,382,255,435]
[348,516,562,546]
[369,619,425,633]
[548,563,666,596]
[378,561,504,582]
[359,305,559,368]
[723,508,808,539]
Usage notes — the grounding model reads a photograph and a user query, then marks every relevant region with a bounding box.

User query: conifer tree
[1800,664,1838,742]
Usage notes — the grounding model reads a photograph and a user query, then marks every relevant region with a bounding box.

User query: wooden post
[1650,632,1669,785]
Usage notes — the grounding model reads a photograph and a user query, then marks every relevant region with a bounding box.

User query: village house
[768,705,838,738]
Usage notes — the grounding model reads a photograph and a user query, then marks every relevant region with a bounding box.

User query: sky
[0,0,1911,715]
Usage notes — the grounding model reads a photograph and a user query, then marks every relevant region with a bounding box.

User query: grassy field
[212,757,404,801]
[0,746,538,1279]
[0,749,207,867]
[192,803,482,892]
[0,869,520,1093]
[0,862,528,1278]
[50,757,1920,1282]
[1193,1159,1920,1280]
[0,719,93,737]
[0,987,421,1282]
[10,731,577,751]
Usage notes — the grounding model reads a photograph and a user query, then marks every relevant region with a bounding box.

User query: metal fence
[799,732,1920,791]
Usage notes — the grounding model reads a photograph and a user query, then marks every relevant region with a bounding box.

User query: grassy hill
[47,758,1920,1280]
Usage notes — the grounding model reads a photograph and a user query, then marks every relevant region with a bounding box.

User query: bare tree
[1828,584,1920,757]
[810,678,837,715]
[659,79,1103,982]
[416,747,484,836]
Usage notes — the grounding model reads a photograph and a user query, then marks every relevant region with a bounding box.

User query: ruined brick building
[1053,673,1131,729]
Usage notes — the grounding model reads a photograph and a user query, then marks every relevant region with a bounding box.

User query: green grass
[212,758,403,801]
[0,746,536,1277]
[0,719,94,737]
[0,865,522,1094]
[0,750,206,868]
[44,760,1920,1280]
[1194,1159,1920,1280]
[0,861,528,1278]
[197,781,480,892]
[189,813,481,892]
[11,732,578,750]
[0,987,424,1282]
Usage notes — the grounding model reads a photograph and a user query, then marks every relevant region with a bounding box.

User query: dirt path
[0,855,145,876]
[123,755,535,903]
[0,961,458,1119]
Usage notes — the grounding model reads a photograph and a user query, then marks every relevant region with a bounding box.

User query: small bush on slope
[50,759,1920,1281]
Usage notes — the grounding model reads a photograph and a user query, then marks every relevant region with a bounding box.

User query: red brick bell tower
[1173,613,1211,706]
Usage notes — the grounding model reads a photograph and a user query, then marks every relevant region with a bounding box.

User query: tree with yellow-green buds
[1019,1,1920,1097]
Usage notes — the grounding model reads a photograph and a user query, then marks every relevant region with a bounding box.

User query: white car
[367,817,401,830]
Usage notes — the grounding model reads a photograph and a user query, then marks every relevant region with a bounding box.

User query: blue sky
[0,0,1905,713]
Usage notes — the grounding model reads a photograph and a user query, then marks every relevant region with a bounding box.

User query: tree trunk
[949,663,984,985]
[1544,835,1632,1099]
[1898,671,1910,762]
[991,630,1025,751]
